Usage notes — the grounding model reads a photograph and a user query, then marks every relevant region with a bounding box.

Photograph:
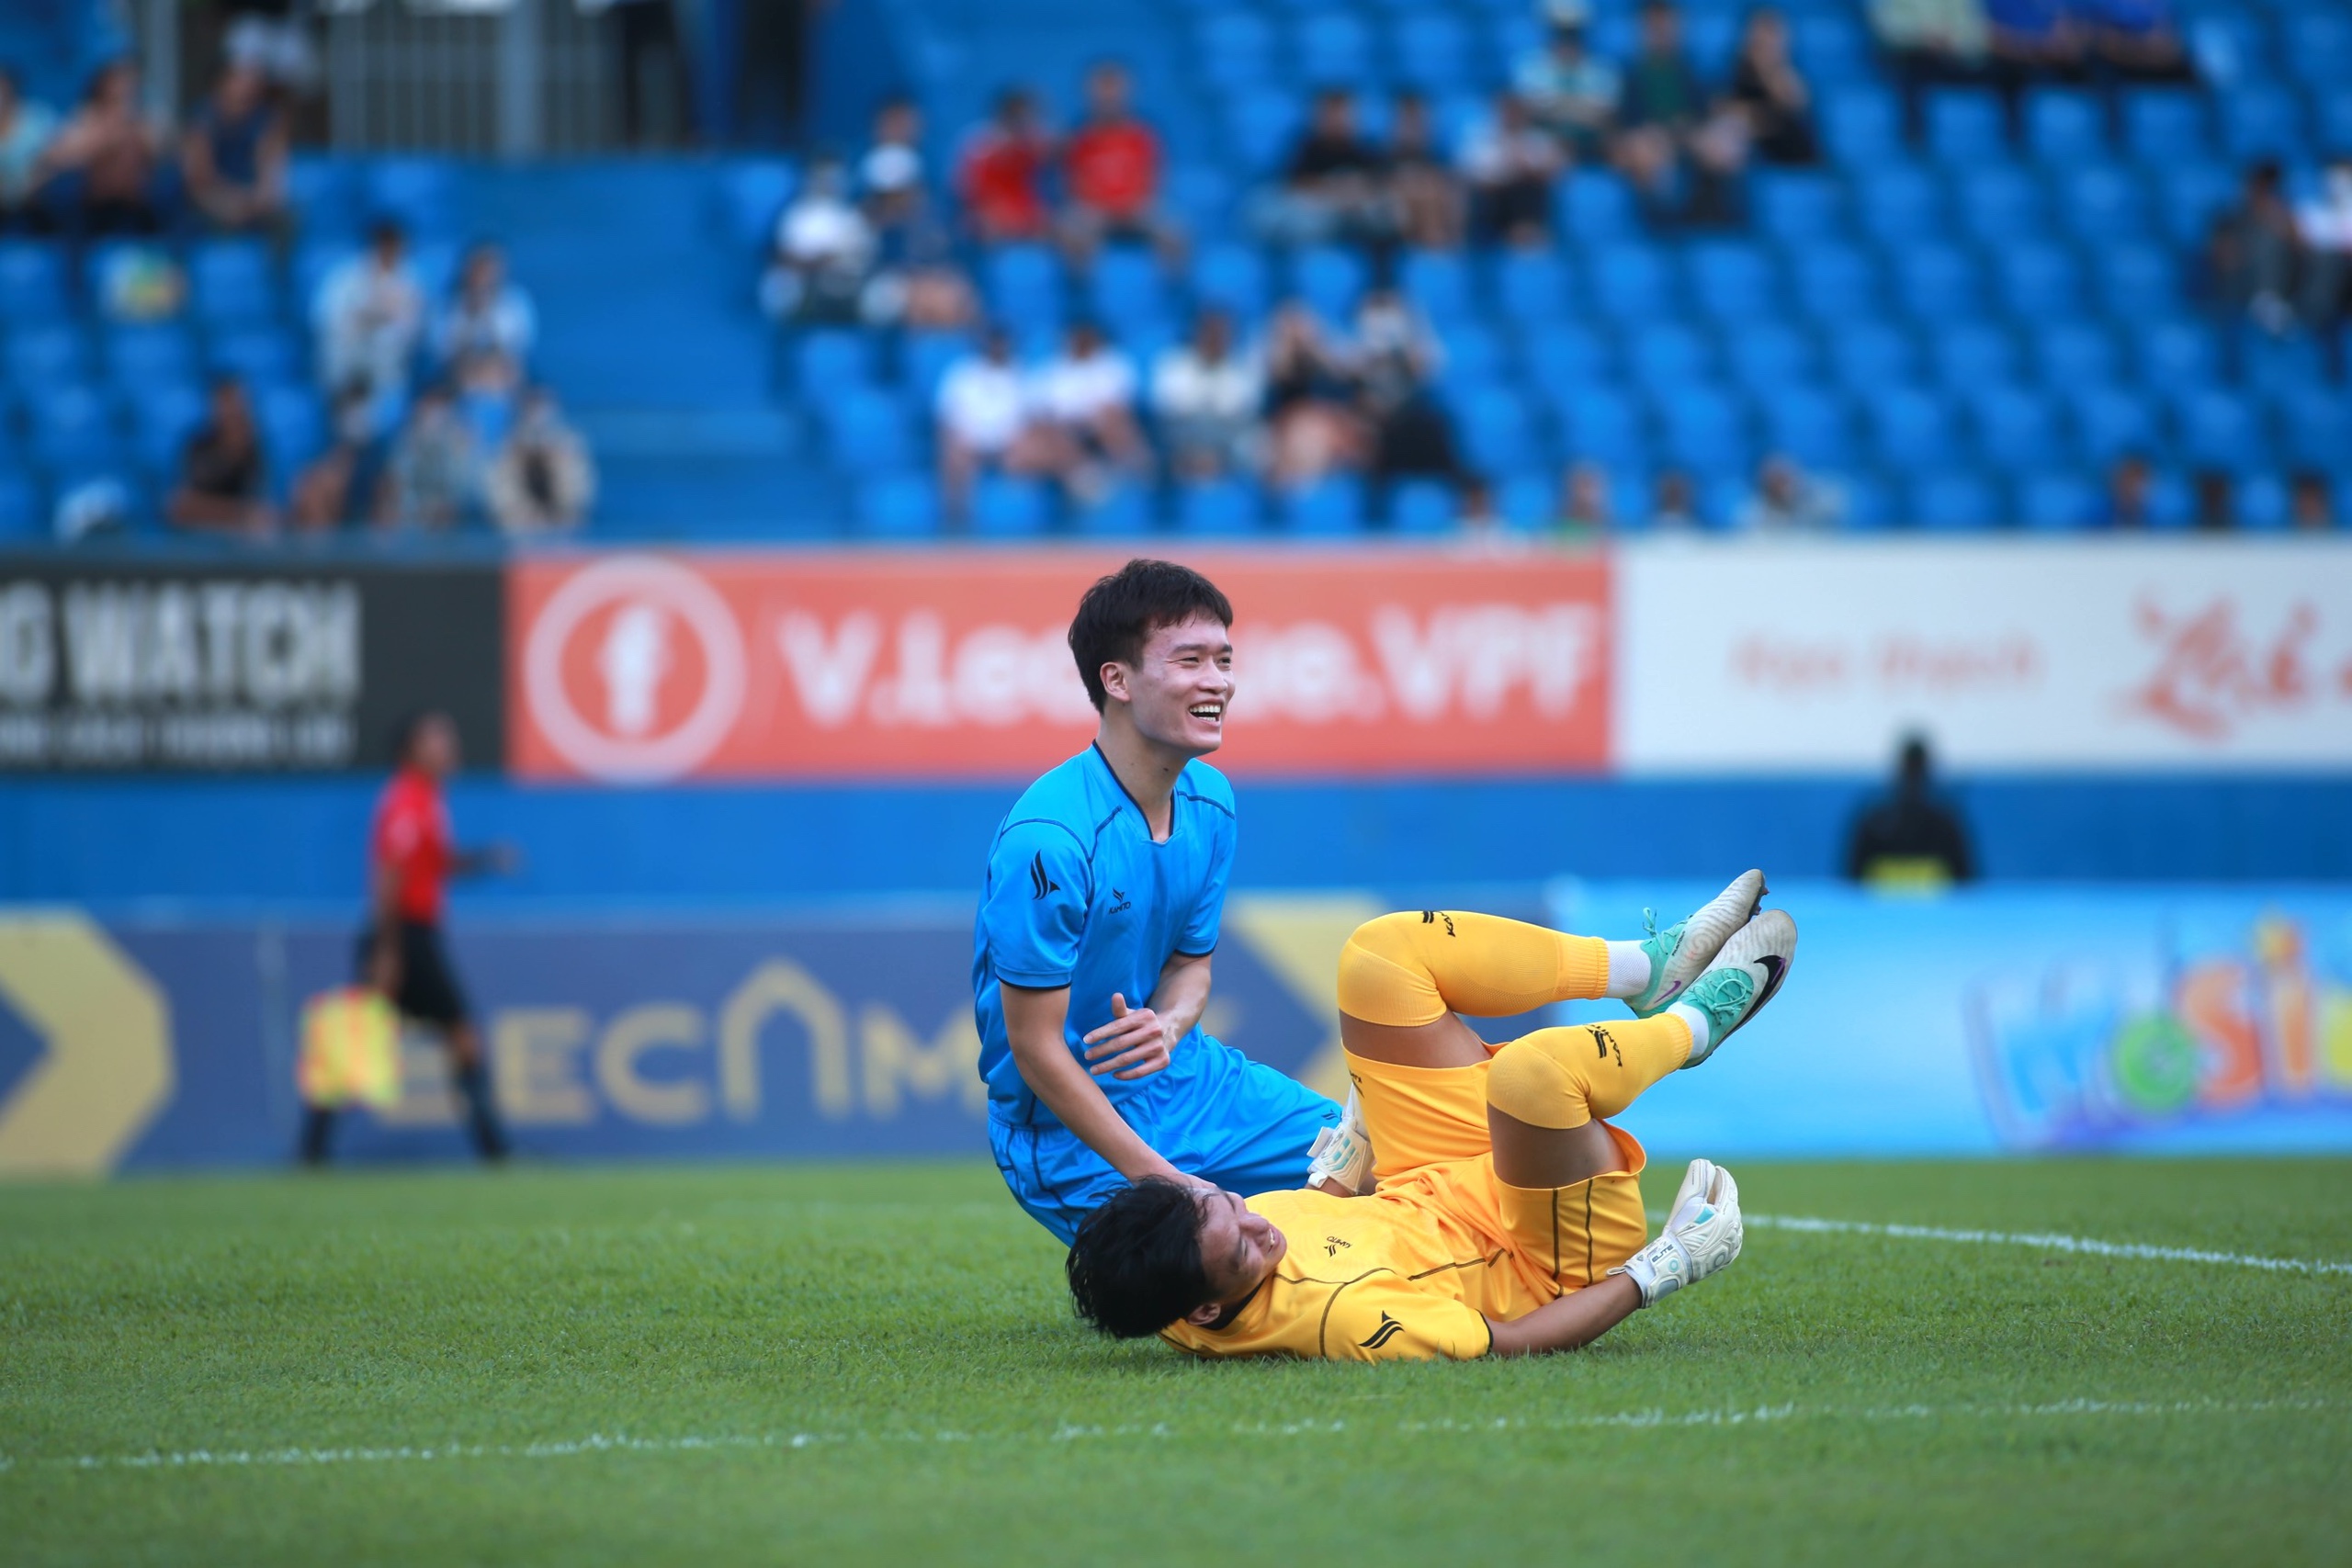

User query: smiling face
[1183,1189,1287,1323]
[1101,611,1235,758]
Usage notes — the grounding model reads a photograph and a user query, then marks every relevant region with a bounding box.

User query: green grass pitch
[4,1157,2348,1566]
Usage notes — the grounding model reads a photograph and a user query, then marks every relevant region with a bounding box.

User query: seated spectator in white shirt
[1152,310,1265,481]
[934,326,1070,522]
[379,382,480,530]
[1736,454,1847,532]
[314,218,425,421]
[435,243,536,376]
[487,387,596,534]
[860,96,928,243]
[1514,6,1622,158]
[1030,320,1151,502]
[759,154,878,324]
[1459,93,1565,247]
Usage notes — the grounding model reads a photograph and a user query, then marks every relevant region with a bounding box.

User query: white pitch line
[1740,1213,2352,1277]
[6,1398,2335,1477]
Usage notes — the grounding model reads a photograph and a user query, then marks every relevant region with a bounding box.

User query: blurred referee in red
[300,711,518,1165]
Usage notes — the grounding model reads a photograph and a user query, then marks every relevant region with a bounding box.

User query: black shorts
[355,919,469,1029]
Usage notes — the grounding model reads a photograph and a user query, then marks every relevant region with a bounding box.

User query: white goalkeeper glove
[1305,1085,1378,1196]
[1611,1158,1743,1307]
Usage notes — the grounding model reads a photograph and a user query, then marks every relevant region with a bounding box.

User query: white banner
[1615,539,2352,773]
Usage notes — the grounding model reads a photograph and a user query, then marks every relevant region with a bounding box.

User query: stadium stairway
[446,161,843,537]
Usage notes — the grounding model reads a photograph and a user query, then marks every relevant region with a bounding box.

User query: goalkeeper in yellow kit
[1063,874,1795,1359]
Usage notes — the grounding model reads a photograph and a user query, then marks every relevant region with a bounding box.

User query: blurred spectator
[1263,302,1366,486]
[1386,93,1464,252]
[223,3,322,98]
[36,60,165,237]
[867,228,979,331]
[2099,451,2154,525]
[435,243,536,411]
[2075,0,2192,84]
[1984,0,2087,85]
[2289,471,2336,531]
[1845,734,1975,886]
[1649,468,1702,527]
[860,96,929,243]
[167,377,277,539]
[1515,11,1622,158]
[487,388,596,534]
[1030,321,1151,502]
[1355,288,1459,482]
[1736,455,1847,531]
[1871,0,1993,142]
[314,218,426,415]
[290,388,383,532]
[180,61,287,234]
[2205,161,2298,336]
[1060,62,1180,266]
[1615,1,1750,229]
[1262,88,1391,247]
[1152,310,1264,480]
[1552,460,1615,536]
[380,383,479,530]
[0,68,59,229]
[935,326,1064,519]
[1459,94,1563,247]
[2297,154,2352,361]
[2192,469,2234,532]
[760,153,878,324]
[956,88,1054,243]
[1454,477,1507,539]
[1727,9,1819,166]
[613,0,691,147]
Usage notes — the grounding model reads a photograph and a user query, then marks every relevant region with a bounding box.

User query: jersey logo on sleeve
[1029,853,1060,899]
[1359,1312,1405,1350]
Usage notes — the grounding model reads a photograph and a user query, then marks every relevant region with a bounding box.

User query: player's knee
[1338,913,1444,1027]
[1487,1032,1590,1132]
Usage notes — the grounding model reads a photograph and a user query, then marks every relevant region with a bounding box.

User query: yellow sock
[1485,1016,1692,1131]
[1336,910,1611,1027]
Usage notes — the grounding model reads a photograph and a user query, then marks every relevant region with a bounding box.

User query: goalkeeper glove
[1305,1085,1377,1195]
[1611,1158,1743,1307]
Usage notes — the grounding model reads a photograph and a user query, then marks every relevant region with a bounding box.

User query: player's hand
[1081,993,1177,1080]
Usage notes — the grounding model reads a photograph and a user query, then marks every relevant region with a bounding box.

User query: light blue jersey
[972,744,1338,1243]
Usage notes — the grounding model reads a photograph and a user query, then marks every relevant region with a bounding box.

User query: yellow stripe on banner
[0,913,175,1178]
[1225,894,1385,1103]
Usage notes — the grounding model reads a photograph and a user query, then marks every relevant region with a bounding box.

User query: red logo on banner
[507,550,1611,782]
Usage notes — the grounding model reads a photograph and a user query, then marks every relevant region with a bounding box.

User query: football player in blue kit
[973,559,1356,1244]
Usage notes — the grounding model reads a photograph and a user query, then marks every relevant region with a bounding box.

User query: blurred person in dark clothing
[168,377,277,539]
[2205,160,2298,336]
[1386,93,1465,251]
[180,60,287,233]
[303,713,516,1165]
[1264,87,1392,246]
[2098,452,2154,526]
[1846,734,1976,887]
[2192,469,2235,532]
[1459,93,1562,246]
[1726,8,1819,165]
[2289,471,2336,532]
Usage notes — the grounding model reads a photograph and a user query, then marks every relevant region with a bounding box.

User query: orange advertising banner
[507,548,1611,782]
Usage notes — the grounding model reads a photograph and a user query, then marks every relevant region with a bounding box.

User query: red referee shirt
[372,767,454,924]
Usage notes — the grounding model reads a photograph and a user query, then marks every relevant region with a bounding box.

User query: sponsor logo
[1420,910,1457,937]
[1324,1235,1352,1256]
[1029,853,1059,900]
[1105,886,1132,916]
[1591,1024,1622,1066]
[1358,1312,1405,1350]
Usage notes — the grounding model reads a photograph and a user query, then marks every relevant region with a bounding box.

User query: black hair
[1067,558,1233,712]
[1066,1179,1214,1338]
[390,709,448,764]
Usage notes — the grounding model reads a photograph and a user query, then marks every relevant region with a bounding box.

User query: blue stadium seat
[856,474,941,537]
[1436,321,1510,392]
[1290,245,1366,321]
[2136,320,2221,401]
[1822,85,1901,167]
[2053,164,2150,246]
[1996,243,2085,319]
[1495,248,1572,325]
[1955,166,2048,246]
[1907,469,2000,530]
[1457,384,1541,471]
[972,475,1052,536]
[1792,243,1885,323]
[1199,10,1276,90]
[1525,324,1617,406]
[985,244,1065,333]
[2123,92,2210,166]
[1389,477,1457,534]
[1227,87,1302,175]
[1868,387,1962,467]
[0,473,37,540]
[2069,386,2157,463]
[1686,242,1776,323]
[1628,323,1717,392]
[1280,474,1365,534]
[367,159,457,236]
[2319,95,2352,164]
[2278,393,2351,475]
[207,328,300,389]
[2030,321,2122,391]
[1589,243,1673,320]
[28,385,123,470]
[1657,389,1750,477]
[826,388,914,473]
[1856,164,1949,247]
[1724,322,1820,397]
[1165,163,1236,240]
[2023,89,2105,165]
[1793,11,1874,86]
[2016,469,2098,531]
[102,323,198,388]
[1892,243,1985,321]
[1497,470,1553,529]
[2236,472,2290,532]
[1071,484,1152,536]
[1929,322,2021,390]
[2176,389,2267,472]
[1971,387,2062,468]
[1173,477,1261,533]
[1557,391,1648,468]
[2281,13,2352,92]
[1390,13,1472,92]
[795,329,874,393]
[2158,162,2238,248]
[130,383,207,472]
[2219,85,2305,161]
[714,160,796,249]
[1555,172,1638,243]
[255,385,325,474]
[0,241,66,321]
[2241,334,2325,408]
[1193,243,1269,318]
[1089,247,1170,328]
[2096,243,2180,321]
[189,240,279,327]
[1925,90,2007,166]
[900,330,975,401]
[1758,388,1857,468]
[1752,172,1847,247]
[1826,321,1922,397]
[1399,250,1471,323]
[2186,9,2275,89]
[1295,10,1374,84]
